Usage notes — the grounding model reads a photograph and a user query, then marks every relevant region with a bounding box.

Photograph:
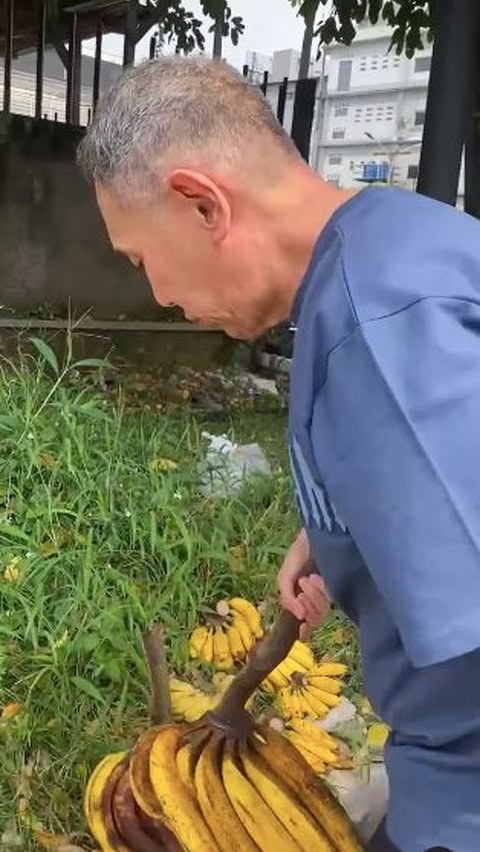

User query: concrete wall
[0,111,176,321]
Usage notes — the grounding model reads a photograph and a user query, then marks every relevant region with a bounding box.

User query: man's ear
[166,169,231,240]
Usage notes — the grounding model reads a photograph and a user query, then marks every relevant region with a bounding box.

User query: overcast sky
[87,0,306,68]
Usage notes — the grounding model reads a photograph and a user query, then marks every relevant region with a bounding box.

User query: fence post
[92,21,102,114]
[260,70,269,95]
[35,0,46,119]
[277,76,288,125]
[3,0,14,114]
[417,0,479,204]
[291,78,317,162]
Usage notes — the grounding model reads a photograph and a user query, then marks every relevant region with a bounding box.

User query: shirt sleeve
[312,296,480,668]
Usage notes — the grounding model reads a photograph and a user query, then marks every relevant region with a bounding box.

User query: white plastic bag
[198,432,271,497]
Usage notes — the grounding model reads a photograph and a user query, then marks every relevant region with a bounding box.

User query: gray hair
[77,56,297,200]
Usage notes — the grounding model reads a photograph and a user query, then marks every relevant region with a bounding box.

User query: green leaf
[71,675,106,705]
[29,337,59,376]
[71,358,108,370]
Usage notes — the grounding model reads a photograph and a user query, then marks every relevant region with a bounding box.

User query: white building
[314,21,431,189]
[254,21,464,202]
[314,21,466,200]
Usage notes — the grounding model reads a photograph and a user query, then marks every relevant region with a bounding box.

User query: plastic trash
[198,432,271,497]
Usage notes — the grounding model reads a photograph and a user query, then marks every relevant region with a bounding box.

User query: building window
[415,56,431,73]
[408,165,419,180]
[334,106,348,117]
[415,110,425,126]
[360,56,367,71]
[332,129,346,139]
[329,155,342,165]
[338,59,352,91]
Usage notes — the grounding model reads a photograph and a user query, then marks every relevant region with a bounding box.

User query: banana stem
[142,623,171,725]
[213,610,300,728]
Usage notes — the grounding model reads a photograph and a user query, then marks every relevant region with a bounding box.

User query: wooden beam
[93,20,102,113]
[123,0,138,67]
[3,0,14,113]
[47,19,69,68]
[135,3,157,45]
[35,0,46,119]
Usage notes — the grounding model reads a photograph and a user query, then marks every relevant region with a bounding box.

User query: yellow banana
[314,662,348,677]
[129,727,163,820]
[301,691,330,718]
[213,626,233,670]
[277,656,305,678]
[176,741,194,788]
[307,684,341,708]
[231,614,255,652]
[307,675,343,695]
[289,640,315,670]
[240,744,334,852]
[228,598,263,638]
[202,628,214,663]
[170,678,196,695]
[225,624,245,661]
[265,666,290,691]
[189,626,208,659]
[195,734,258,852]
[221,746,298,851]
[85,751,130,852]
[252,726,363,852]
[287,732,339,766]
[287,719,338,751]
[149,725,219,851]
[285,735,327,774]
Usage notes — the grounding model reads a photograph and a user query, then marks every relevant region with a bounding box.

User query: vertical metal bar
[149,34,156,59]
[417,0,479,204]
[291,77,317,162]
[212,20,222,60]
[123,0,138,68]
[242,64,248,78]
[3,0,14,113]
[260,70,269,95]
[277,76,288,124]
[66,13,76,123]
[35,0,46,120]
[465,27,480,217]
[93,21,102,114]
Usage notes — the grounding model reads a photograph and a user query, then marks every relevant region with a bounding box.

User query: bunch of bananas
[189,597,263,671]
[170,674,253,724]
[262,639,316,691]
[277,661,347,719]
[272,717,351,775]
[86,721,362,851]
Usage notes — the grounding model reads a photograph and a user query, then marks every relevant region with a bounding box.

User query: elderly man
[78,57,480,852]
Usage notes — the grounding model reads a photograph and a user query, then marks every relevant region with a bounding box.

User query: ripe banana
[307,674,343,694]
[195,734,258,852]
[314,662,348,677]
[289,640,315,670]
[203,629,214,663]
[241,745,334,851]
[130,727,164,820]
[307,683,341,708]
[231,613,255,652]
[213,626,234,671]
[112,765,180,852]
[85,751,130,852]
[189,626,209,660]
[225,623,245,661]
[252,726,363,851]
[228,598,263,638]
[221,745,299,851]
[149,725,219,851]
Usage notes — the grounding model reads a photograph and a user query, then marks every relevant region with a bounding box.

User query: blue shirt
[289,187,480,851]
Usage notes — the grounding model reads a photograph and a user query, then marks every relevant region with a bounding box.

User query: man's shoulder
[335,188,480,321]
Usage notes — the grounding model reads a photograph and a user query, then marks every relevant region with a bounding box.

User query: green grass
[0,345,359,848]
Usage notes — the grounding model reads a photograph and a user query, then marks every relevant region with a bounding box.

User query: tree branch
[142,623,171,726]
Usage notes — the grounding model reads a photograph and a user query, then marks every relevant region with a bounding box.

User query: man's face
[96,174,275,339]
